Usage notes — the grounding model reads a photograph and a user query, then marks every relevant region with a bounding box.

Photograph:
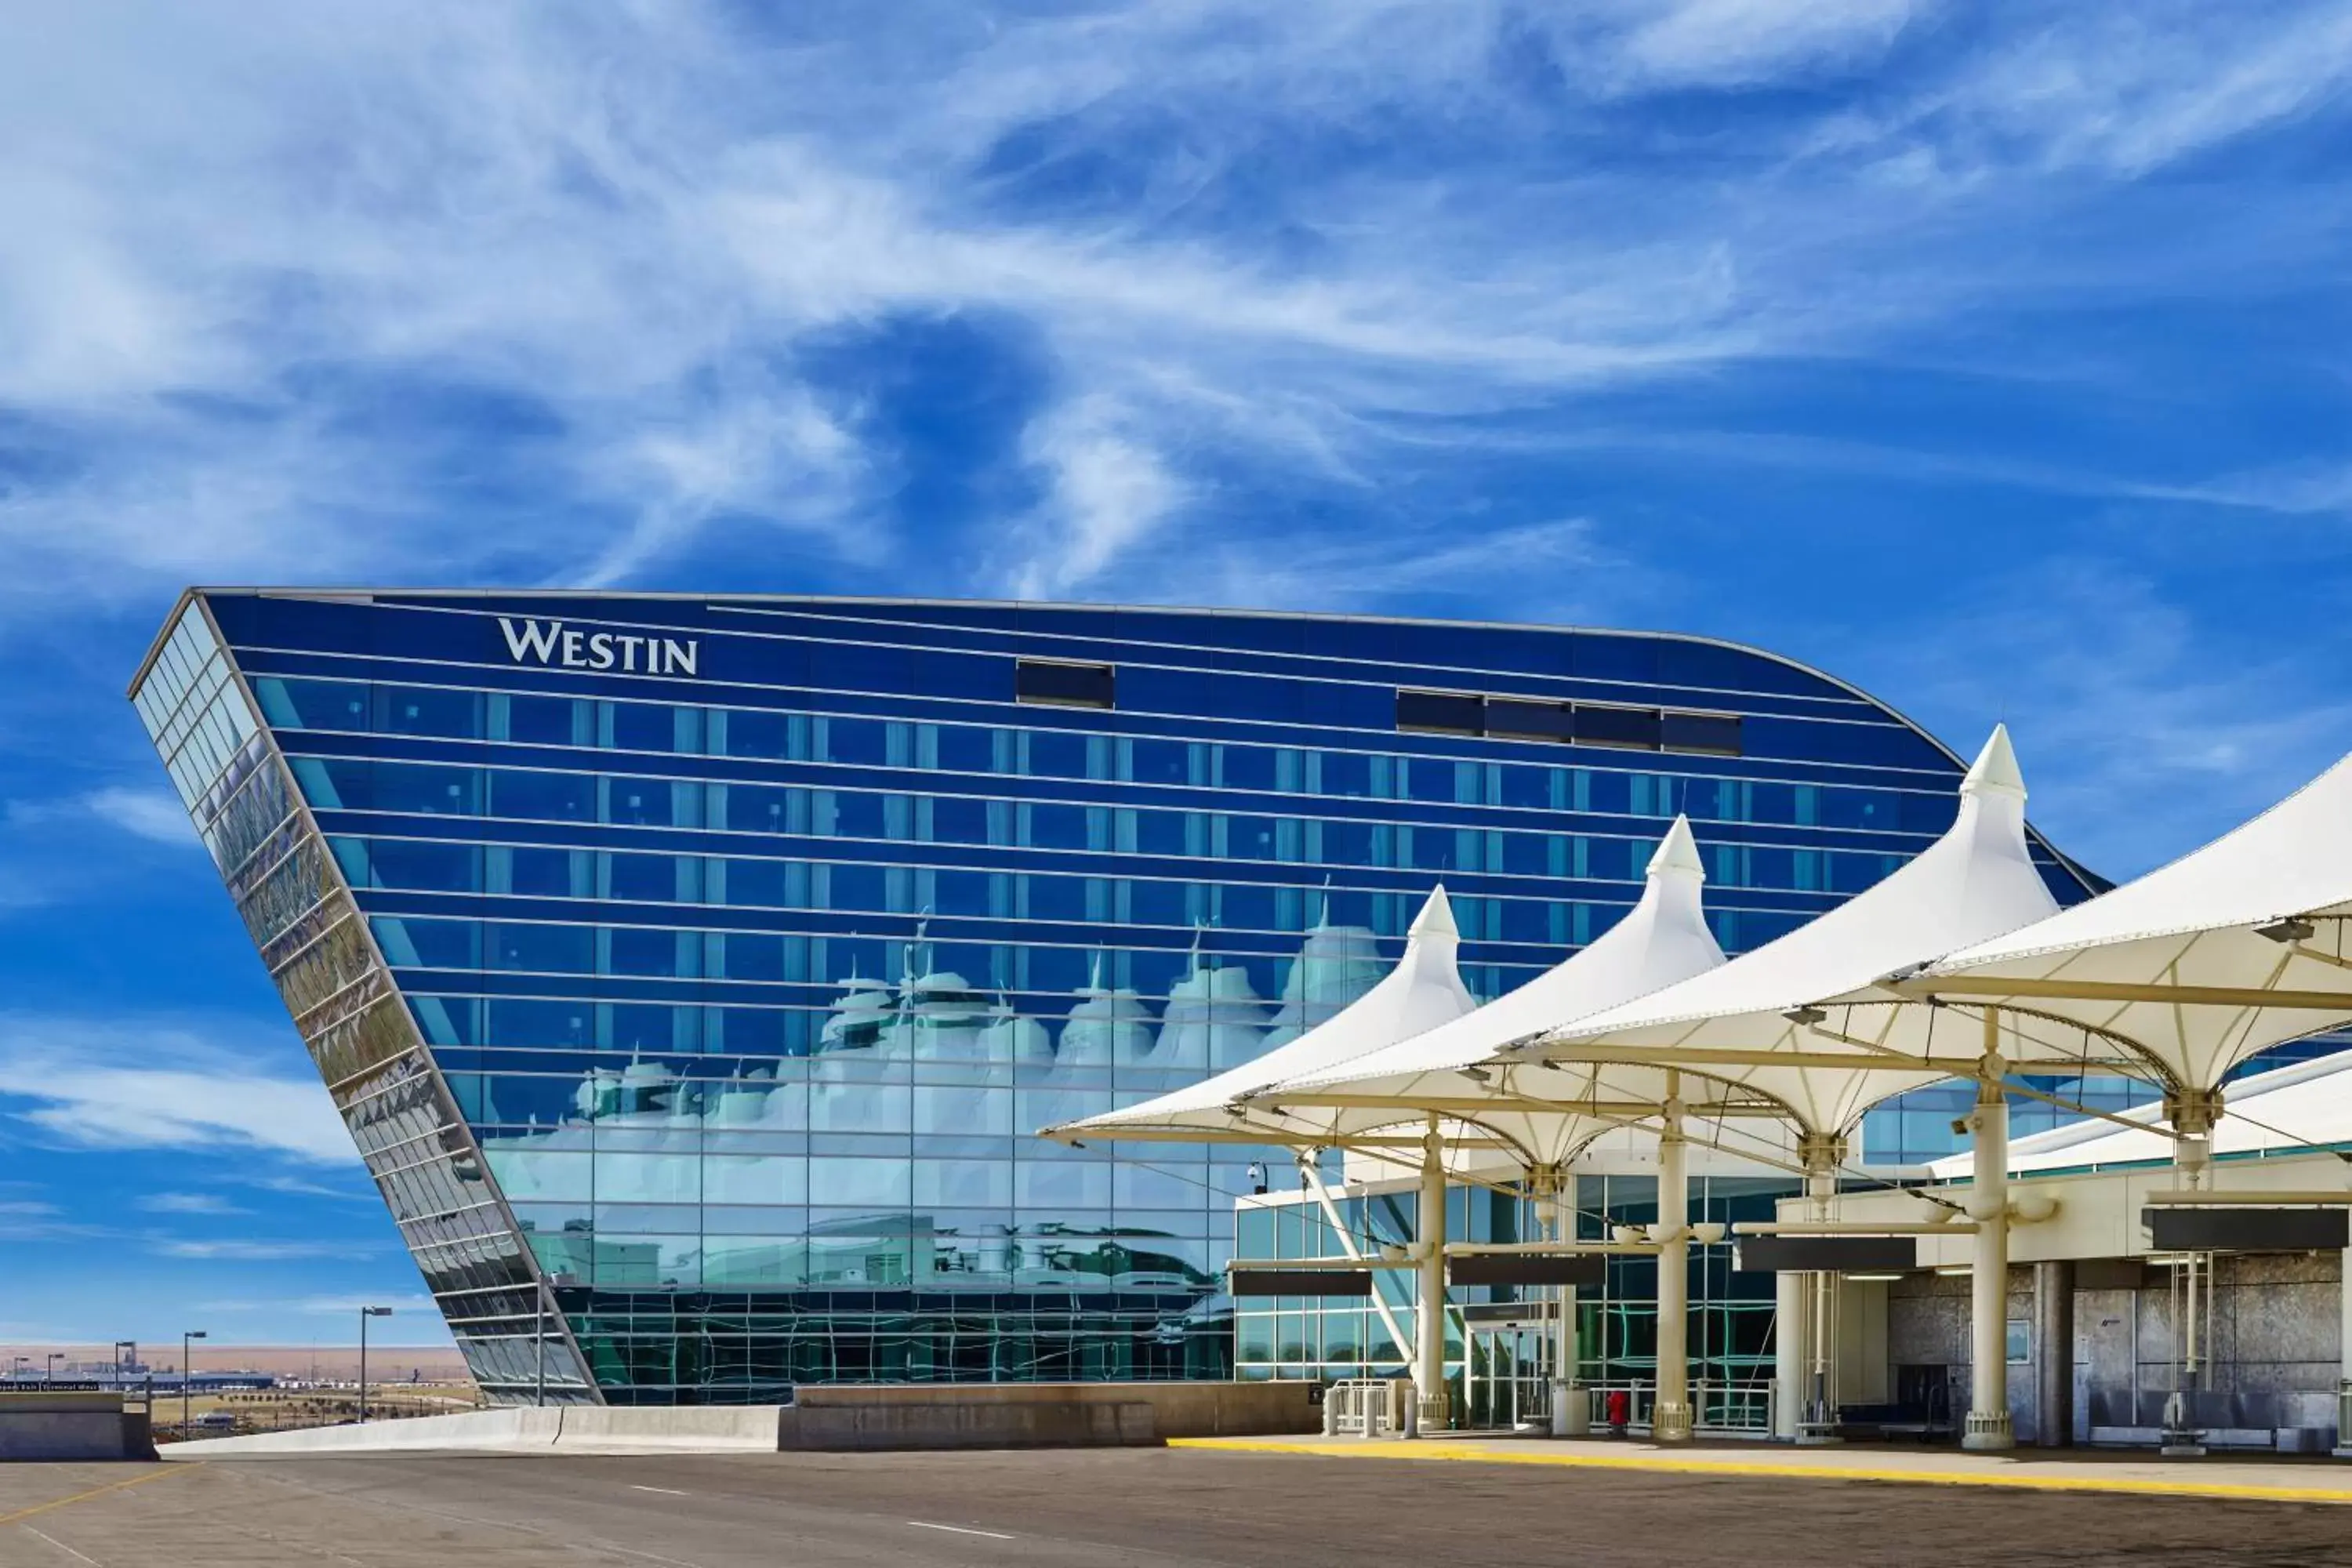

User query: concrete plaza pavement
[5,1446,2351,1567]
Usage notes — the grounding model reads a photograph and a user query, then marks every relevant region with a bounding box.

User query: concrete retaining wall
[164,1405,782,1459]
[164,1381,1319,1458]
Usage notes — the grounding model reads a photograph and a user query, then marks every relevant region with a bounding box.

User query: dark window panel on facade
[1573,703,1664,751]
[1662,710,1743,757]
[1483,698,1575,742]
[1395,689,1483,735]
[1014,659,1116,710]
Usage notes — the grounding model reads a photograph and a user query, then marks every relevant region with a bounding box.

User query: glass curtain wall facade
[131,591,2098,1404]
[1235,1175,1792,1430]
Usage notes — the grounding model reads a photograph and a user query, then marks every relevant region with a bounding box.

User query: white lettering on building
[498,619,700,677]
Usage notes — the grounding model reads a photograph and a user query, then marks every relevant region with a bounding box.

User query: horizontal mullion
[232,641,1950,779]
[277,729,1959,824]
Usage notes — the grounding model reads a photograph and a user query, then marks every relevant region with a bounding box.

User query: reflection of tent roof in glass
[1907,749,2352,1094]
[1524,728,2110,1135]
[1040,887,1476,1142]
[1254,818,1741,1166]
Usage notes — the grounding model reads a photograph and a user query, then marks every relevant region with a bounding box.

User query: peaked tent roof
[1906,749,2352,1094]
[1040,885,1478,1142]
[1251,818,1743,1167]
[1523,728,2127,1136]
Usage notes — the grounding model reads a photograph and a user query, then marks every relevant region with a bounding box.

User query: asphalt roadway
[3,1447,2348,1568]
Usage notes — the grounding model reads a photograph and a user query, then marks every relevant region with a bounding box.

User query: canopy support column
[1654,1076,1693,1444]
[1414,1118,1450,1435]
[1796,1132,1848,1446]
[1963,1018,2015,1452]
[1773,1268,1806,1439]
[2160,1087,2221,1457]
[1533,1163,1588,1436]
[2336,1235,2352,1460]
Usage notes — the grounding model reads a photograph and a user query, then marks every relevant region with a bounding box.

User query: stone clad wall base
[0,1393,154,1461]
[779,1397,1155,1450]
[0,1403,154,1461]
[780,1381,1319,1450]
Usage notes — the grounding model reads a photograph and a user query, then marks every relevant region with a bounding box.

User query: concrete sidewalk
[1167,1432,2352,1504]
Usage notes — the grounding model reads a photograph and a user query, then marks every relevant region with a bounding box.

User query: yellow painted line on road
[1166,1438,2352,1505]
[0,1465,198,1528]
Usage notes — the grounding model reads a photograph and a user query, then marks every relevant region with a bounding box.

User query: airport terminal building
[132,591,2104,1406]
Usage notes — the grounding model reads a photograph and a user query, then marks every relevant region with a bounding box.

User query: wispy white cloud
[1006,398,1186,598]
[234,1173,377,1204]
[20,0,2275,612]
[1795,1,2352,183]
[1948,4,2352,177]
[154,1239,380,1261]
[1608,0,1932,90]
[82,787,193,845]
[137,1192,250,1216]
[0,1014,353,1164]
[577,381,880,589]
[6,787,194,848]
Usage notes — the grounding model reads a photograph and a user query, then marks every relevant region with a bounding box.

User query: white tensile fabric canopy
[1040,885,1478,1144]
[1252,817,1744,1167]
[1900,749,2352,1098]
[1519,727,2114,1138]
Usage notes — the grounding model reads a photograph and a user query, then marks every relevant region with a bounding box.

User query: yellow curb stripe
[1165,1438,2352,1505]
[0,1465,197,1527]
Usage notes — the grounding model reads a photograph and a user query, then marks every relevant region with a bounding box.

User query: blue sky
[5,0,2352,1349]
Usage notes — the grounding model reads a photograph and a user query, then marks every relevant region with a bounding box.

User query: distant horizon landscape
[0,1344,474,1384]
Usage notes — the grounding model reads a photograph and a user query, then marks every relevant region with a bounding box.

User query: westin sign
[499,618,701,677]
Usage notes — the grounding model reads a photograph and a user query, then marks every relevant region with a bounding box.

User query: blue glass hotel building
[131,592,2102,1405]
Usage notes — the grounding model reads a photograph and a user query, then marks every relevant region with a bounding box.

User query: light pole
[357,1308,392,1423]
[182,1331,207,1436]
[114,1341,136,1387]
[45,1353,60,1385]
[11,1356,27,1385]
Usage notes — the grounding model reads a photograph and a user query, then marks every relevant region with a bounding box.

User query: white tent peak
[1529,728,2061,1134]
[1647,815,1706,882]
[1913,745,2352,1091]
[1961,723,2026,803]
[1408,884,1459,942]
[1275,818,1727,1104]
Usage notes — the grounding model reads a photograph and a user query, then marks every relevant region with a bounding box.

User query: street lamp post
[182,1331,207,1436]
[45,1353,60,1385]
[357,1308,393,1423]
[11,1356,27,1385]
